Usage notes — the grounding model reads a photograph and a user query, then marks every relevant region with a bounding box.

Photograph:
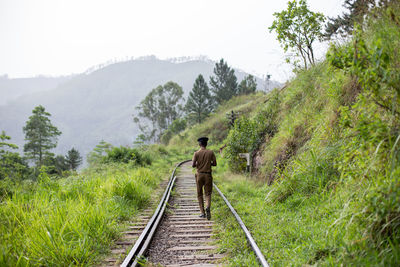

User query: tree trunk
[308,45,315,65]
[305,48,313,66]
[298,44,308,69]
[39,133,42,167]
[198,110,201,124]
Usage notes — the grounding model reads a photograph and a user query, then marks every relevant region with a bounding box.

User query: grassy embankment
[0,146,185,266]
[2,4,399,266]
[169,5,400,266]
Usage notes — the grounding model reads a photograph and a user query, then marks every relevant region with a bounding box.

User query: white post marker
[238,153,250,172]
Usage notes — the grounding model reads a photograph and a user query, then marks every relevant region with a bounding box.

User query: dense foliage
[101,146,152,166]
[160,118,187,145]
[225,90,281,172]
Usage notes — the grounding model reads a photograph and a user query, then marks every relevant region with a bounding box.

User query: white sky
[0,0,345,83]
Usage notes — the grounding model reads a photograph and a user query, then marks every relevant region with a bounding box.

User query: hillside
[1,2,399,266]
[0,75,72,105]
[167,5,400,265]
[0,57,278,161]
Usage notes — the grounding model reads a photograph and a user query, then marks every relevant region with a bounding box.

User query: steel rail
[121,159,270,267]
[121,160,191,267]
[214,183,270,267]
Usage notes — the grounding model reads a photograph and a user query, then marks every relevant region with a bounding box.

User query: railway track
[103,160,269,267]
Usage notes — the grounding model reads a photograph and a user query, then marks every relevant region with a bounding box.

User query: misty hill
[0,57,281,161]
[0,75,72,105]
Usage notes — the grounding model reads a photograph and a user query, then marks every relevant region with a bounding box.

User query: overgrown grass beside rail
[0,164,161,266]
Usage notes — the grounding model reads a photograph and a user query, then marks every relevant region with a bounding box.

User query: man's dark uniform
[192,137,217,219]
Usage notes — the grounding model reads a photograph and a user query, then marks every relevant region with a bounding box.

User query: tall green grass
[214,155,400,265]
[0,164,161,266]
[168,3,400,265]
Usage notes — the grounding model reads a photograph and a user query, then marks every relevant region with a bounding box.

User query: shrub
[160,118,187,145]
[225,90,281,172]
[102,146,152,166]
[327,9,400,119]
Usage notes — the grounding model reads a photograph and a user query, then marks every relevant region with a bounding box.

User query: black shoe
[199,213,206,218]
[206,207,211,220]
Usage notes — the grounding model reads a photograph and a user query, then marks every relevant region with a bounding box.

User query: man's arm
[211,151,217,167]
[192,152,197,168]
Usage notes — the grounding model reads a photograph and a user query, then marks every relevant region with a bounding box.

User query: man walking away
[192,137,217,220]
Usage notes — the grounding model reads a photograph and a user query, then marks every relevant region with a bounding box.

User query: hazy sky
[0,0,345,82]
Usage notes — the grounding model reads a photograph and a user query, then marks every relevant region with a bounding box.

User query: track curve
[106,160,269,267]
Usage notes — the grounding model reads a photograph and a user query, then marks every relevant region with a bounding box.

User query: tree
[133,134,147,147]
[324,0,376,39]
[209,59,238,105]
[65,148,82,171]
[238,75,258,95]
[134,81,184,142]
[160,118,187,145]
[269,0,325,69]
[54,155,69,174]
[0,131,18,151]
[87,140,112,166]
[0,131,28,180]
[185,74,214,124]
[23,105,61,168]
[42,154,69,176]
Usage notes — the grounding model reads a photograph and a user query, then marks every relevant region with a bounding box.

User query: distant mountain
[0,57,281,162]
[0,75,72,105]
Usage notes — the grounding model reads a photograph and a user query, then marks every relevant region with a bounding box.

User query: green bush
[160,118,187,145]
[225,118,258,171]
[327,8,400,118]
[225,90,281,172]
[102,146,152,166]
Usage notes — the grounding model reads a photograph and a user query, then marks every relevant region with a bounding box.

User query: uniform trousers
[196,172,213,214]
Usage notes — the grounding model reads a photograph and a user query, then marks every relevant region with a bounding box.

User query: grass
[164,4,400,265]
[212,172,260,266]
[0,137,190,266]
[212,153,400,265]
[0,160,172,266]
[2,4,400,267]
[0,143,189,266]
[212,164,341,266]
[169,93,268,149]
